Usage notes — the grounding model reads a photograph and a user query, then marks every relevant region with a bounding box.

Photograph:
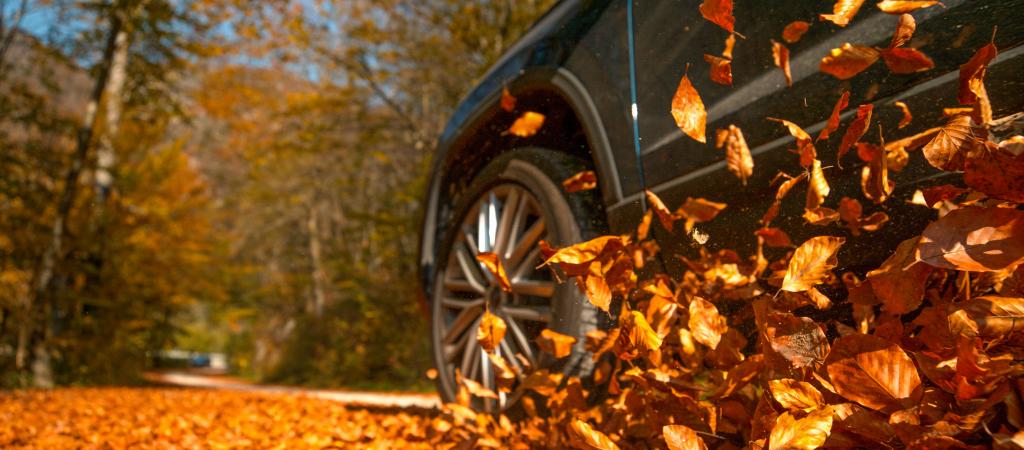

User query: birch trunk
[307,203,329,317]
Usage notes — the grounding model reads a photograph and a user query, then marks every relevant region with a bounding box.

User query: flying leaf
[712,354,764,398]
[964,141,1024,202]
[959,42,997,106]
[866,236,931,314]
[763,173,808,225]
[825,333,922,412]
[704,54,733,86]
[541,236,625,276]
[771,40,793,87]
[755,228,793,247]
[676,197,727,232]
[894,101,912,129]
[859,142,893,204]
[949,296,1024,338]
[500,87,516,112]
[803,207,840,225]
[769,408,833,450]
[767,312,830,369]
[617,310,663,360]
[838,104,873,164]
[877,1,943,14]
[805,159,831,210]
[818,91,850,142]
[722,33,736,59]
[663,425,708,450]
[568,419,620,450]
[699,0,735,33]
[820,44,880,79]
[820,0,866,27]
[769,379,824,412]
[1000,135,1024,155]
[671,72,707,144]
[782,21,810,44]
[688,297,728,349]
[715,125,754,184]
[781,236,845,292]
[880,47,935,73]
[645,189,676,232]
[768,117,815,166]
[922,114,976,171]
[563,170,598,193]
[888,14,916,49]
[920,185,968,207]
[477,252,511,292]
[477,310,507,353]
[536,329,577,359]
[916,206,1024,272]
[582,267,613,313]
[461,377,499,399]
[507,111,545,137]
[839,197,889,235]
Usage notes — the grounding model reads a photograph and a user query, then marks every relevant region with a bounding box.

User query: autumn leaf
[487,353,517,392]
[771,40,792,87]
[541,235,625,276]
[663,425,708,450]
[461,377,499,399]
[698,0,735,34]
[581,266,613,313]
[964,141,1024,202]
[676,197,727,232]
[715,125,753,185]
[769,379,824,412]
[818,91,850,142]
[722,33,736,59]
[671,71,707,144]
[782,21,810,44]
[838,104,873,164]
[688,297,728,349]
[768,408,833,450]
[763,172,808,225]
[948,296,1024,338]
[866,236,931,314]
[820,44,880,79]
[616,310,663,360]
[825,333,922,412]
[803,207,840,225]
[703,54,732,86]
[507,111,545,137]
[805,159,830,210]
[477,310,507,353]
[880,47,935,73]
[919,185,968,207]
[536,329,577,359]
[859,142,893,204]
[916,206,1024,272]
[894,101,912,128]
[888,14,916,49]
[768,117,815,166]
[782,236,844,292]
[477,252,511,292]
[568,419,620,450]
[563,170,598,193]
[877,1,943,14]
[766,312,830,369]
[922,114,976,171]
[959,42,997,106]
[839,197,889,236]
[819,0,865,27]
[645,189,676,232]
[755,227,793,248]
[500,87,516,112]
[712,354,764,398]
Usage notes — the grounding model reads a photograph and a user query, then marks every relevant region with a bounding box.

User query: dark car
[418,0,1024,409]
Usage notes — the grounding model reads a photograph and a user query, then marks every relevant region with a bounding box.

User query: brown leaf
[756,228,793,248]
[880,47,935,73]
[582,267,613,313]
[769,408,834,450]
[663,425,708,450]
[917,206,1024,272]
[536,329,577,359]
[645,189,676,232]
[676,197,727,232]
[704,54,733,86]
[563,170,598,193]
[820,44,880,79]
[770,379,825,412]
[894,101,912,129]
[772,40,792,87]
[763,172,808,225]
[818,91,851,142]
[885,126,939,154]
[959,43,997,106]
[805,159,831,210]
[568,419,620,450]
[1000,135,1024,155]
[541,235,625,276]
[477,310,507,353]
[803,207,840,225]
[964,141,1024,202]
[782,236,845,292]
[698,0,735,33]
[922,114,977,171]
[688,297,728,349]
[820,0,866,26]
[477,252,512,292]
[617,310,663,360]
[949,296,1024,338]
[782,21,810,44]
[712,354,764,398]
[867,236,932,314]
[825,333,922,412]
[722,33,736,59]
[920,185,968,207]
[507,111,545,137]
[877,1,943,14]
[715,125,754,184]
[860,142,893,204]
[767,312,830,369]
[888,14,916,49]
[671,72,707,143]
[838,104,874,165]
[500,87,516,112]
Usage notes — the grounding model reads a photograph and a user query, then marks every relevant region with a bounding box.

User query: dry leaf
[917,206,1024,272]
[880,47,935,73]
[781,236,845,292]
[888,14,916,49]
[698,0,735,33]
[818,91,851,142]
[820,0,866,27]
[806,159,831,210]
[477,252,511,292]
[715,125,754,184]
[838,104,873,164]
[536,329,577,359]
[617,310,663,360]
[770,379,824,412]
[965,141,1024,203]
[663,425,708,450]
[877,1,943,14]
[772,40,792,87]
[803,207,840,225]
[949,296,1024,338]
[755,228,793,248]
[676,197,727,232]
[507,111,545,137]
[860,142,893,204]
[767,313,830,369]
[722,33,736,59]
[501,87,516,112]
[769,408,833,450]
[867,236,931,314]
[782,21,810,44]
[563,170,598,193]
[671,72,707,144]
[477,310,507,353]
[541,235,625,276]
[825,333,922,412]
[688,297,728,349]
[645,189,676,232]
[820,44,880,79]
[894,101,912,128]
[461,377,499,399]
[959,42,997,106]
[704,54,733,86]
[922,114,976,171]
[568,419,620,450]
[712,354,764,398]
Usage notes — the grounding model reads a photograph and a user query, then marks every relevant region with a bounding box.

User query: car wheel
[430,147,604,411]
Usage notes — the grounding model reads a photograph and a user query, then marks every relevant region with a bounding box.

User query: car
[417,0,1024,410]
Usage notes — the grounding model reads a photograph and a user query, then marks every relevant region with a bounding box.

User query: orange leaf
[917,206,1024,272]
[616,310,663,360]
[922,114,977,171]
[803,207,840,225]
[698,0,735,33]
[722,33,736,59]
[867,236,932,314]
[860,150,893,204]
[715,125,754,185]
[825,333,922,412]
[958,42,997,106]
[476,252,511,292]
[476,310,507,353]
[663,425,708,450]
[769,379,824,412]
[755,228,793,247]
[782,21,810,44]
[781,236,845,292]
[581,266,613,313]
[838,104,873,164]
[676,197,727,232]
[461,377,499,399]
[671,72,707,143]
[965,141,1024,203]
[817,90,850,142]
[703,54,733,86]
[771,40,792,87]
[949,296,1024,339]
[919,184,968,207]
[805,159,830,210]
[819,0,866,27]
[768,408,833,450]
[507,111,545,137]
[880,47,934,73]
[820,44,880,79]
[894,101,912,129]
[536,329,577,359]
[568,419,620,450]
[645,189,676,232]
[888,14,916,49]
[563,170,598,193]
[766,312,829,369]
[500,87,516,112]
[688,297,728,349]
[877,1,943,14]
[541,235,625,276]
[712,354,764,398]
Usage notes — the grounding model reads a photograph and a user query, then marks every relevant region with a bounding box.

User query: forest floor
[0,373,442,449]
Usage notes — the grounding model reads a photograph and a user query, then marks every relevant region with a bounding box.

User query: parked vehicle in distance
[417,0,1024,410]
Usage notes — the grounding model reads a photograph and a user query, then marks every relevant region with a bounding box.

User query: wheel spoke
[441,297,485,310]
[443,278,482,294]
[500,312,536,366]
[501,304,552,322]
[507,218,545,271]
[492,188,522,256]
[444,304,483,344]
[454,242,488,292]
[499,339,525,375]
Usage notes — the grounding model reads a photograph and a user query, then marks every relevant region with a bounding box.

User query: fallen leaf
[477,310,507,353]
[782,21,810,44]
[920,185,968,207]
[663,424,708,450]
[880,47,935,73]
[704,54,733,86]
[949,296,1024,338]
[772,40,793,87]
[859,142,893,204]
[959,42,997,106]
[888,14,916,49]
[715,125,754,184]
[461,377,499,399]
[838,104,873,164]
[645,190,676,232]
[876,1,943,14]
[501,87,516,112]
[922,114,977,171]
[582,267,613,313]
[507,111,545,137]
[699,0,735,34]
[839,197,889,235]
[755,228,793,247]
[867,236,932,314]
[676,197,727,232]
[782,236,845,292]
[820,44,880,79]
[568,419,620,450]
[806,159,831,210]
[542,236,625,276]
[477,252,512,292]
[820,0,866,27]
[894,101,912,128]
[964,141,1024,202]
[766,312,830,369]
[536,329,577,359]
[1000,135,1024,156]
[671,72,707,143]
[818,91,851,142]
[688,297,728,349]
[917,206,1024,272]
[803,207,841,225]
[768,117,815,166]
[825,333,922,412]
[763,172,808,225]
[722,33,736,59]
[770,379,825,412]
[617,310,663,360]
[712,354,764,398]
[563,170,598,193]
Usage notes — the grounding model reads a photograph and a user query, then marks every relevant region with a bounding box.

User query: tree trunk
[306,203,329,317]
[95,23,130,204]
